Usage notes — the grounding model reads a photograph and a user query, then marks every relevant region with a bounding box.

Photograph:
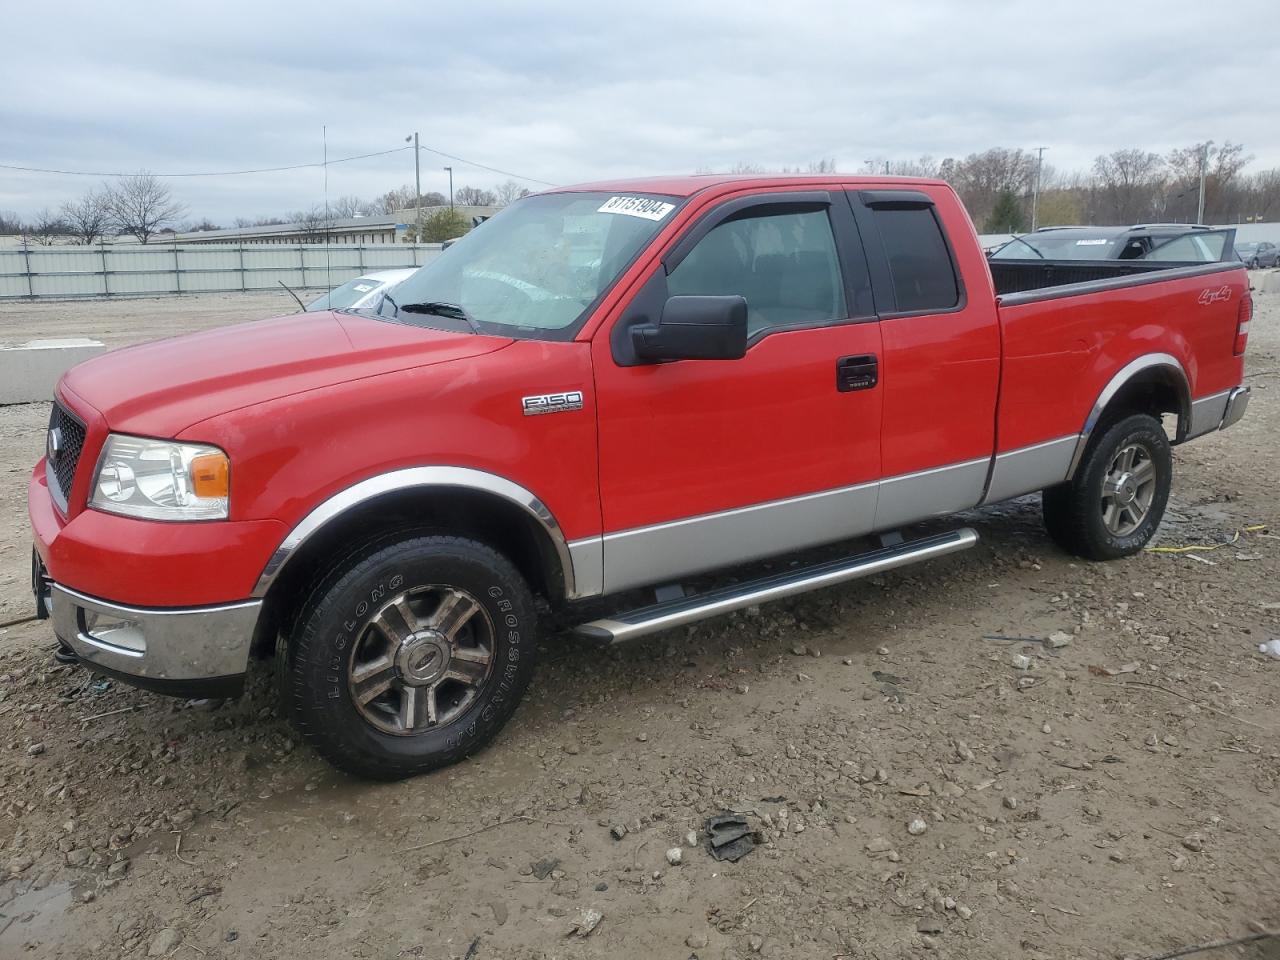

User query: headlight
[89,434,229,521]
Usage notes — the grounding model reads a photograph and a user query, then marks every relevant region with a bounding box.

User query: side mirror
[631,295,748,362]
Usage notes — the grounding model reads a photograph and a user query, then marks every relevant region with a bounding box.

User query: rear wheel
[1042,413,1172,560]
[285,535,538,780]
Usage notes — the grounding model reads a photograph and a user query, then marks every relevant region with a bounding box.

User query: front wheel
[1042,413,1172,561]
[285,535,538,780]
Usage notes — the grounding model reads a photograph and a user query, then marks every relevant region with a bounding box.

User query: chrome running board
[573,527,978,644]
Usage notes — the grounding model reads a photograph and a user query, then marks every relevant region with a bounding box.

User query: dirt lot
[0,290,324,349]
[0,288,1278,960]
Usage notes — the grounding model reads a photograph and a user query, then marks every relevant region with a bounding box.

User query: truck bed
[989,258,1231,297]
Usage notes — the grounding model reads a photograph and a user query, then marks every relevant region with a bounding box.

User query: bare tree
[287,205,333,243]
[1165,141,1252,222]
[330,195,378,219]
[234,215,288,228]
[453,185,497,207]
[887,155,944,178]
[61,189,113,245]
[25,208,68,246]
[948,148,1037,227]
[105,173,185,244]
[1092,149,1166,224]
[494,180,532,206]
[0,210,22,234]
[375,184,445,215]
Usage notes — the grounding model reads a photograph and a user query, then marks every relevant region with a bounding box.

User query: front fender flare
[251,466,583,600]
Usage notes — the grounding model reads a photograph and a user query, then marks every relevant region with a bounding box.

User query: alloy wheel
[347,585,495,736]
[1100,443,1157,536]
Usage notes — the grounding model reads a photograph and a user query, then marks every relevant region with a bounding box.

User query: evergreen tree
[984,190,1028,233]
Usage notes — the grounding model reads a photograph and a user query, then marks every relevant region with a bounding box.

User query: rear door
[590,189,884,593]
[847,188,1001,524]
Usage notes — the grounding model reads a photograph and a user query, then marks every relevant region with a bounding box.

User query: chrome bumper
[51,584,260,688]
[1220,385,1250,431]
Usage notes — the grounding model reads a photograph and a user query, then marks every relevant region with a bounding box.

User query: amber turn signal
[189,452,230,499]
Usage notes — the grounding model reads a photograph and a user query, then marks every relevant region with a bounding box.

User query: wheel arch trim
[251,466,581,600]
[1066,352,1190,479]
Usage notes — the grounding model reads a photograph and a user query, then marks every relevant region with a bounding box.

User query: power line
[0,146,412,178]
[414,142,558,187]
[0,141,558,187]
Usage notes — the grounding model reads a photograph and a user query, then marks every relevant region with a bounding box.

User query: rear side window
[870,207,959,312]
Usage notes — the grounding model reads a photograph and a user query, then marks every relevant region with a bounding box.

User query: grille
[47,402,87,511]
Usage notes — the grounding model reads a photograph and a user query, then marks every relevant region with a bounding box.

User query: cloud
[2,0,1276,221]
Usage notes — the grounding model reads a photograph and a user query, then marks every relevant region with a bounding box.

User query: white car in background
[304,268,419,312]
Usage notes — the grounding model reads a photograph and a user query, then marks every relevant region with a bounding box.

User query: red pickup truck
[29,175,1252,779]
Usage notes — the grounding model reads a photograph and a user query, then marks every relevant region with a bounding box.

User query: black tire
[1041,413,1172,561]
[286,535,538,780]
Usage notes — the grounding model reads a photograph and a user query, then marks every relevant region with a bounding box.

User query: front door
[590,190,884,594]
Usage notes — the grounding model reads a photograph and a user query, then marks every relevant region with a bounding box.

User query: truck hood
[61,311,512,437]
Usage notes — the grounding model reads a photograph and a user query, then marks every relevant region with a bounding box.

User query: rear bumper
[50,582,258,697]
[1220,385,1250,431]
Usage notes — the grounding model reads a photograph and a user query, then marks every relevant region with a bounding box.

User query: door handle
[836,354,878,392]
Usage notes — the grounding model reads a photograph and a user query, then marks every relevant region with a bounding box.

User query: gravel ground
[0,289,326,348]
[0,285,1278,959]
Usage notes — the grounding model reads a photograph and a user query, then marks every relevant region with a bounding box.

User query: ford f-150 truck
[29,175,1252,779]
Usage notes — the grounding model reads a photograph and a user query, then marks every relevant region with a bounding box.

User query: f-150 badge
[522,391,584,416]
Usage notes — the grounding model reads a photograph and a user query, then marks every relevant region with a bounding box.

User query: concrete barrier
[0,338,106,404]
[1260,271,1280,296]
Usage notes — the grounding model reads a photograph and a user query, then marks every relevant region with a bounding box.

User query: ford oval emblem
[47,426,63,465]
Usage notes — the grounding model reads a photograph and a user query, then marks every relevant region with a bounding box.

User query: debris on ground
[1259,639,1280,659]
[531,857,560,880]
[1089,661,1140,676]
[567,908,603,938]
[706,812,761,862]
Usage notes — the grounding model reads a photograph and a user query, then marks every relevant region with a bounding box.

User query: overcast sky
[3,1,1277,223]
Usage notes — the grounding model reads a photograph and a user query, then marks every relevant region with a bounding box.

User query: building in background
[168,205,500,245]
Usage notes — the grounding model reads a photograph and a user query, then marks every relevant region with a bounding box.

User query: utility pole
[1031,146,1047,232]
[1196,143,1208,225]
[406,133,421,241]
[444,166,454,212]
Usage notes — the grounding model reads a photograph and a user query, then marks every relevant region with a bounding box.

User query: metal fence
[0,242,443,300]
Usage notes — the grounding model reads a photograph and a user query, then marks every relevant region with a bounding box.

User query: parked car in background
[990,223,1220,261]
[1235,241,1280,269]
[304,268,419,312]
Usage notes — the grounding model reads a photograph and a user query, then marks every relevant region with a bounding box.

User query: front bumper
[50,582,260,698]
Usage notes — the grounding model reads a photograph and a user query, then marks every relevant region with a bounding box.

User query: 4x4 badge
[522,391,584,416]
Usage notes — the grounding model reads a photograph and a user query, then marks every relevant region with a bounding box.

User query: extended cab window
[871,206,959,312]
[666,208,846,336]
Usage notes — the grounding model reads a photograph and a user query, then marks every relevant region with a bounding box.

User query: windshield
[1236,242,1258,255]
[307,276,386,312]
[376,191,678,338]
[991,232,1127,260]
